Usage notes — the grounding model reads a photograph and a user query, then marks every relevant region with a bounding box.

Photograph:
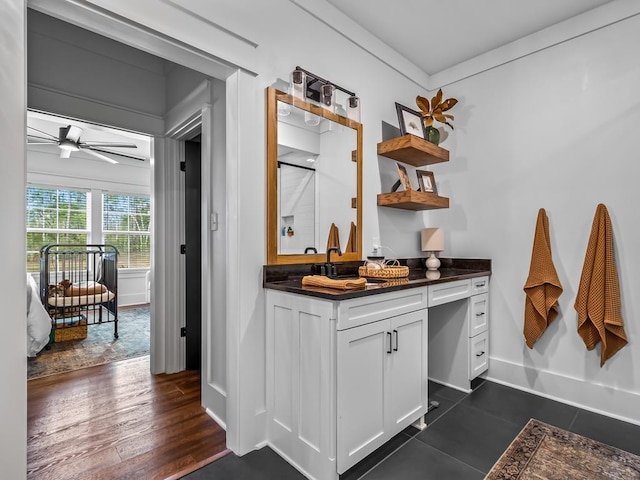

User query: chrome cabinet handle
[475,351,485,357]
[387,332,392,354]
[393,330,398,352]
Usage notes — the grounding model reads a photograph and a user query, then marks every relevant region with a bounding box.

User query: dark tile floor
[182,379,640,479]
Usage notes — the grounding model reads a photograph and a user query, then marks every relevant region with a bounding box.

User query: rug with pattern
[485,418,640,479]
[27,305,150,380]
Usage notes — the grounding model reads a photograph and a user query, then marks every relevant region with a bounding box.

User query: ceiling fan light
[59,140,79,152]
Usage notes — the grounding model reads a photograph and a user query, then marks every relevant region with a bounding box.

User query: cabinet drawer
[469,293,489,337]
[469,331,489,380]
[471,276,489,295]
[428,279,471,307]
[336,288,428,331]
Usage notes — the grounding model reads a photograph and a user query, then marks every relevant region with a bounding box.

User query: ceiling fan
[27,125,139,164]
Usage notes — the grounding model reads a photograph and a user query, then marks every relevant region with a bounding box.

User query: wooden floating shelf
[377,134,449,167]
[377,190,449,211]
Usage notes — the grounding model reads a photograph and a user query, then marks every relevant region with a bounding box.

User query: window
[103,193,151,268]
[26,187,89,272]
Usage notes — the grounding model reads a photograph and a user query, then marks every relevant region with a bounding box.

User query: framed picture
[416,169,437,194]
[396,162,413,190]
[395,102,426,138]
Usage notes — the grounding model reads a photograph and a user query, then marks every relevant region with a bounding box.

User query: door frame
[27,0,254,454]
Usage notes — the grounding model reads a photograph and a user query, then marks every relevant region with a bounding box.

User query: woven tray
[358,264,409,279]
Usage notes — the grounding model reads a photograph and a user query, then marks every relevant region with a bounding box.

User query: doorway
[23,0,243,456]
[184,136,202,370]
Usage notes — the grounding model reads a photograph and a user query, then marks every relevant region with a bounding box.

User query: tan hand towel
[575,204,627,366]
[326,223,340,251]
[523,209,563,348]
[345,222,357,253]
[302,275,366,290]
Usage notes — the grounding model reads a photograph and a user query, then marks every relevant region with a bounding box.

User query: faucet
[325,247,342,277]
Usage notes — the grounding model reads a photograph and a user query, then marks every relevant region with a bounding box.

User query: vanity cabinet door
[388,309,428,433]
[337,319,389,473]
[337,310,428,474]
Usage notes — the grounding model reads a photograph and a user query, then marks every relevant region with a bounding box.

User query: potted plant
[416,89,458,145]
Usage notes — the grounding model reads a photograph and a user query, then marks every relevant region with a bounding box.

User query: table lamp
[421,228,444,271]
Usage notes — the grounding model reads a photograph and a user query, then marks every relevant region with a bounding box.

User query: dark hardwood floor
[27,356,227,480]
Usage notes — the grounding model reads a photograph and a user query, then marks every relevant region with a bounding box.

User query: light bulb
[304,111,320,126]
[347,96,361,122]
[277,101,291,117]
[290,69,306,100]
[320,84,335,112]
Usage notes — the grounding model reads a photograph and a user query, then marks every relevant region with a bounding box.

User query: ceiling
[27,110,151,165]
[325,0,616,75]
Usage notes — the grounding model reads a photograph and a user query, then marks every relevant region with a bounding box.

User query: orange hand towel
[575,204,627,366]
[523,209,563,348]
[345,222,357,253]
[326,223,341,251]
[302,275,366,290]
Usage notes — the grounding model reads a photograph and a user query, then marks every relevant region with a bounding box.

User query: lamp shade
[421,228,444,252]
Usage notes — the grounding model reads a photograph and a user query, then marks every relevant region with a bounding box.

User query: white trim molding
[487,356,640,427]
[430,0,640,89]
[289,0,640,91]
[28,0,241,80]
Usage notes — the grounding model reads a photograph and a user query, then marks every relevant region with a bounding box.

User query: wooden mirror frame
[266,87,363,265]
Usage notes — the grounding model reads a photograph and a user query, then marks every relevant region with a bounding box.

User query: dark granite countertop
[263,258,491,301]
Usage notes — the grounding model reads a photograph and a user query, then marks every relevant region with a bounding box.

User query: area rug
[485,418,640,479]
[27,305,150,380]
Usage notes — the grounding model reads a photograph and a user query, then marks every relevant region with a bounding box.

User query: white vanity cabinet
[265,273,490,479]
[266,287,429,480]
[337,308,427,472]
[428,276,490,392]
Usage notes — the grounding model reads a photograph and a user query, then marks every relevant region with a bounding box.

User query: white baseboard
[487,357,640,426]
[205,407,227,431]
[118,293,148,307]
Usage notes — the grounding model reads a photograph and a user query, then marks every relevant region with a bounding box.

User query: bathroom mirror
[266,87,362,265]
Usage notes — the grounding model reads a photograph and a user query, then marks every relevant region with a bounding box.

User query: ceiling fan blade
[27,126,58,140]
[84,148,118,164]
[87,147,146,161]
[27,134,58,145]
[66,125,83,142]
[60,148,71,159]
[81,142,137,148]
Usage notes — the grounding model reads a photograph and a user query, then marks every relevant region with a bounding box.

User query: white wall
[427,14,640,423]
[0,1,27,477]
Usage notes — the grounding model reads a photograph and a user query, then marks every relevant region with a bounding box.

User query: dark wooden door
[184,139,201,370]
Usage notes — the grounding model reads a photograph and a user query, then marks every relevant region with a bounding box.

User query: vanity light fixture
[290,66,359,118]
[421,227,444,271]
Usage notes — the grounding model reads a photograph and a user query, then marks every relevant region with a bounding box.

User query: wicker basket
[53,317,88,342]
[358,260,409,279]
